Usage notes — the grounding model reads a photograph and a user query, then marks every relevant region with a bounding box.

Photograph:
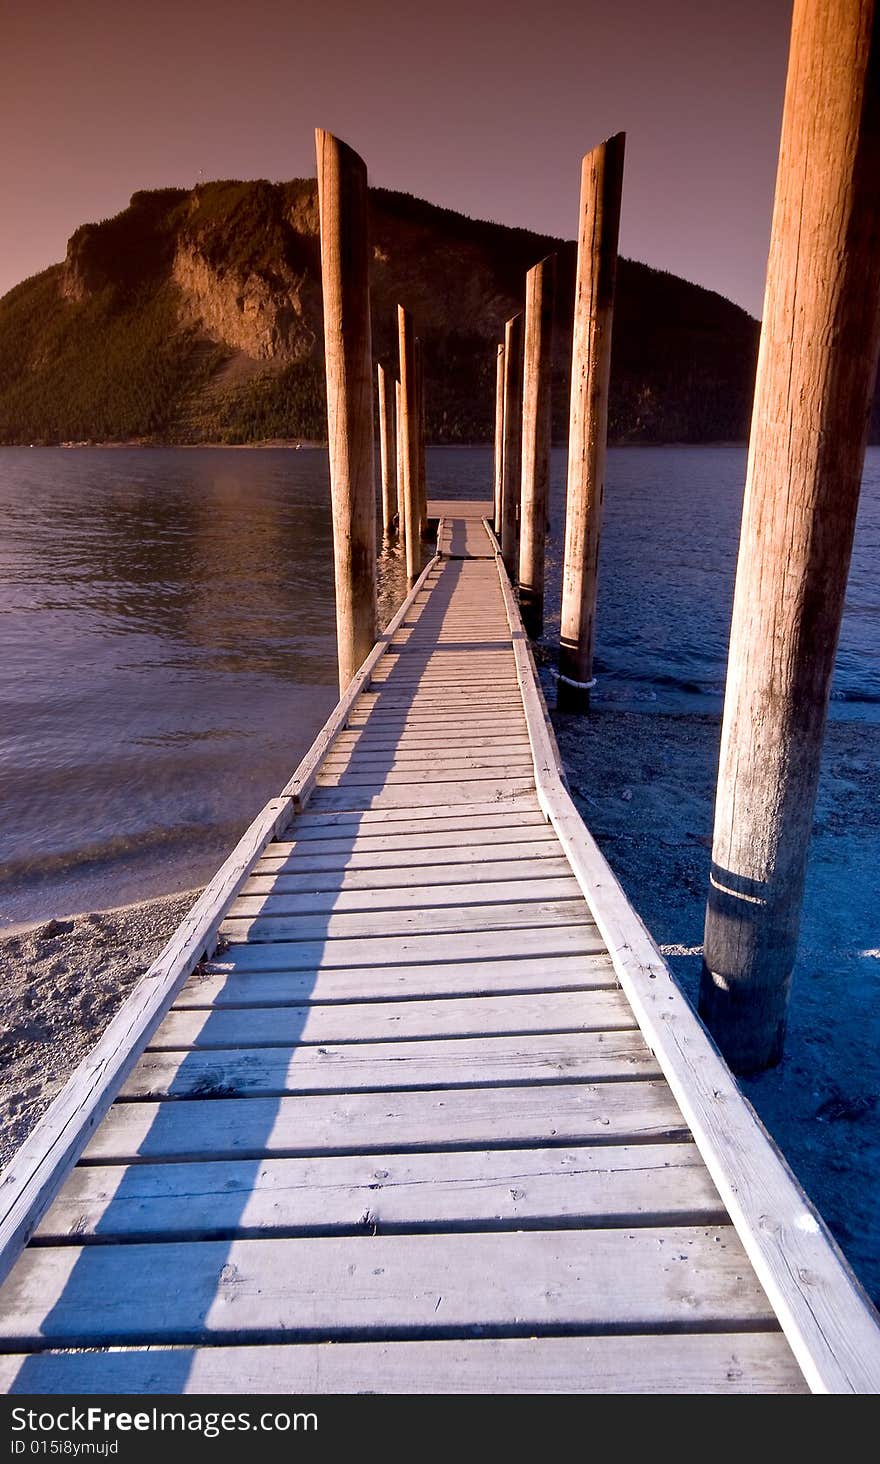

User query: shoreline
[0,438,752,452]
[0,888,200,1166]
[2,703,879,1303]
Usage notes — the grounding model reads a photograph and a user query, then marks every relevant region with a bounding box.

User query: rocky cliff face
[0,178,766,445]
[170,242,311,361]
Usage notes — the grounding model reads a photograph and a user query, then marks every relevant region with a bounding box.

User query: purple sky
[1,0,792,314]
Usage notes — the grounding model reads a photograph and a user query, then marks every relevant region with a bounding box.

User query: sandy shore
[0,890,199,1166]
[2,702,879,1302]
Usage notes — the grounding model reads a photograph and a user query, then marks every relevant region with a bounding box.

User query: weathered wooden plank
[362,694,524,709]
[227,875,581,919]
[378,647,516,658]
[328,735,532,757]
[320,748,532,774]
[428,498,494,518]
[281,805,544,839]
[123,1030,658,1099]
[315,762,535,788]
[243,856,572,894]
[356,692,525,708]
[0,1227,776,1349]
[255,838,560,875]
[374,653,518,664]
[206,923,605,973]
[349,695,524,712]
[305,779,535,812]
[220,896,588,944]
[34,1142,721,1244]
[156,989,634,1048]
[82,1081,684,1163]
[343,718,527,736]
[180,951,615,1008]
[369,674,521,689]
[0,1332,808,1394]
[262,827,553,863]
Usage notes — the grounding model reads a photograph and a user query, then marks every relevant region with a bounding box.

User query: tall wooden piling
[415,337,428,538]
[500,313,524,578]
[493,342,505,535]
[397,305,420,585]
[699,0,880,1073]
[557,133,625,713]
[377,362,396,536]
[395,378,405,537]
[315,128,377,692]
[518,253,557,637]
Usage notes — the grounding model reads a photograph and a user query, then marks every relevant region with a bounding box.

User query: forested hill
[0,178,768,446]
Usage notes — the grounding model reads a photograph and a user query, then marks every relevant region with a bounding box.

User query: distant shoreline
[0,438,752,451]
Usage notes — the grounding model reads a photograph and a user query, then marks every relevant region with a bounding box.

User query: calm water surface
[1,444,877,925]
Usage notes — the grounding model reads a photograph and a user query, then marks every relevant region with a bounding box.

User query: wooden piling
[315,128,377,693]
[493,343,505,535]
[395,378,405,537]
[518,254,557,637]
[415,337,428,538]
[557,134,625,714]
[500,313,524,579]
[699,0,880,1073]
[397,305,420,585]
[377,362,396,536]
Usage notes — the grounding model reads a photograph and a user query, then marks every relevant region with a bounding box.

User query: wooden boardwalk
[0,511,878,1394]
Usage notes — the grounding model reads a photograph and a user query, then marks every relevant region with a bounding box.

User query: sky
[0,0,792,316]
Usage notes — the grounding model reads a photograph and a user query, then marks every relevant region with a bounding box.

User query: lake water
[1,443,878,927]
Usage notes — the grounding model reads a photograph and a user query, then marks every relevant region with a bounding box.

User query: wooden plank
[180,952,616,1008]
[349,702,524,716]
[0,1332,809,1394]
[243,856,573,894]
[206,923,606,973]
[321,745,532,770]
[82,1081,685,1163]
[155,989,634,1048]
[350,694,526,710]
[361,693,524,707]
[253,837,556,866]
[0,795,295,1290]
[368,679,520,692]
[375,649,517,660]
[220,896,588,944]
[490,529,880,1391]
[304,779,535,811]
[329,734,532,755]
[227,876,581,919]
[315,762,535,788]
[369,671,521,686]
[0,1227,776,1348]
[279,806,545,839]
[343,717,527,736]
[374,651,518,664]
[35,1142,721,1243]
[428,499,494,518]
[123,1030,659,1099]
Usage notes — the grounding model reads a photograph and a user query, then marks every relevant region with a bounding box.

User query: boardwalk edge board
[484,517,880,1395]
[0,540,445,1291]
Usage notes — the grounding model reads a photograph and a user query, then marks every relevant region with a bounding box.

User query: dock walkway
[0,508,878,1393]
